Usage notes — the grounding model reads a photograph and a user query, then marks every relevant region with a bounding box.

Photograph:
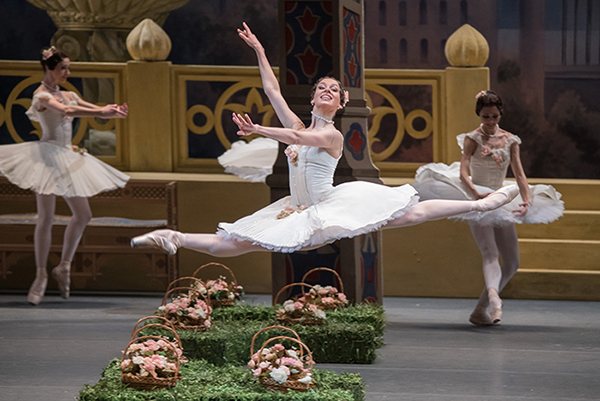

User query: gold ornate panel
[364,69,445,176]
[171,65,277,172]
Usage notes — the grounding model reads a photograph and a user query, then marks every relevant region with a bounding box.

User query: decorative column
[444,24,490,163]
[269,0,384,304]
[125,19,173,172]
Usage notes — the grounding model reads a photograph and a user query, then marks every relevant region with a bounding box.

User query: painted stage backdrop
[0,0,598,178]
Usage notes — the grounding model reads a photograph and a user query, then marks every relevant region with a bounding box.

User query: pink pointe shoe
[469,305,494,326]
[472,185,519,212]
[488,288,503,325]
[130,229,182,255]
[52,261,71,299]
[469,305,495,326]
[27,274,48,306]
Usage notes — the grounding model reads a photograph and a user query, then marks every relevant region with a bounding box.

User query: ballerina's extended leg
[131,230,268,257]
[387,185,519,228]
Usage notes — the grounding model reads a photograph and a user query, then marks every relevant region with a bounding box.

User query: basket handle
[301,267,344,295]
[250,325,301,357]
[121,335,181,376]
[257,336,314,373]
[166,277,204,293]
[192,262,238,287]
[131,324,182,349]
[273,283,314,308]
[161,286,211,308]
[131,316,178,339]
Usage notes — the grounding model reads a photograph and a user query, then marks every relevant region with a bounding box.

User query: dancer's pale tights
[469,222,520,308]
[182,198,481,257]
[34,193,92,270]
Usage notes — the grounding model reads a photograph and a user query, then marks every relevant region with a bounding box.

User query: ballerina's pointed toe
[52,263,71,299]
[27,276,47,306]
[487,288,503,325]
[469,306,497,326]
[130,231,180,256]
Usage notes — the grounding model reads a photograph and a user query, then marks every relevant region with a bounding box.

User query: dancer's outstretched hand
[232,112,258,136]
[513,202,529,217]
[101,104,128,119]
[237,22,262,51]
[117,103,128,116]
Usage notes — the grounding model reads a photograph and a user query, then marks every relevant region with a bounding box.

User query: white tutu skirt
[217,138,278,183]
[218,182,419,252]
[414,162,564,226]
[0,141,129,197]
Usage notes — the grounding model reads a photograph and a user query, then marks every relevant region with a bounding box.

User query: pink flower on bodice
[480,145,504,166]
[480,145,492,157]
[284,146,298,166]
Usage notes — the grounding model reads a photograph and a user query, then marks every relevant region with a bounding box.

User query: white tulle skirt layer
[414,162,564,226]
[0,141,129,197]
[218,182,419,252]
[217,138,278,183]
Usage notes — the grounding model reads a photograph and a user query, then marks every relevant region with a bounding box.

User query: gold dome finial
[126,18,172,61]
[445,24,489,67]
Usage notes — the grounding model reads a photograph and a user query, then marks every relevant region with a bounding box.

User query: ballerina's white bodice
[288,145,339,207]
[29,92,78,148]
[459,131,520,190]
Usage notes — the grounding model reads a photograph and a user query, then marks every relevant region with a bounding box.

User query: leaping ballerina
[131,23,518,259]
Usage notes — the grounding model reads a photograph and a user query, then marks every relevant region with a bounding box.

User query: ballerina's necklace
[480,123,498,138]
[311,111,334,125]
[41,80,65,102]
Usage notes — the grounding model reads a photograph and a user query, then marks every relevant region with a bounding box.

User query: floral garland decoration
[276,204,307,219]
[284,146,298,166]
[480,144,505,166]
[42,46,57,61]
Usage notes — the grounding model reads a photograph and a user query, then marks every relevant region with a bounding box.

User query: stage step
[504,179,600,300]
[518,238,600,271]
[516,210,600,240]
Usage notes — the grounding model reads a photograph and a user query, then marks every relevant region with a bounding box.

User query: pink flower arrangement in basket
[276,298,327,323]
[194,275,244,303]
[156,290,212,330]
[248,343,313,386]
[121,338,188,380]
[307,284,348,310]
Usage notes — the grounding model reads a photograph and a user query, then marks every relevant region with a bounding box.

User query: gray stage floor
[1,293,599,401]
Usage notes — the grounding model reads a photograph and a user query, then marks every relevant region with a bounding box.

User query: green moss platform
[145,303,385,365]
[79,359,365,401]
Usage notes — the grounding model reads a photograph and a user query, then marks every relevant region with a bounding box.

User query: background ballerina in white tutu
[132,23,518,259]
[0,46,129,305]
[414,90,564,326]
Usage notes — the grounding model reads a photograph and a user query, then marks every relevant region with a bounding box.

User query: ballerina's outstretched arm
[232,112,341,152]
[38,95,127,119]
[238,22,304,131]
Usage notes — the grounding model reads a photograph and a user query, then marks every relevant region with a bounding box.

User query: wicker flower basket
[166,276,205,293]
[193,262,242,308]
[274,283,324,326]
[253,335,316,393]
[121,317,185,390]
[301,267,348,310]
[158,286,212,332]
